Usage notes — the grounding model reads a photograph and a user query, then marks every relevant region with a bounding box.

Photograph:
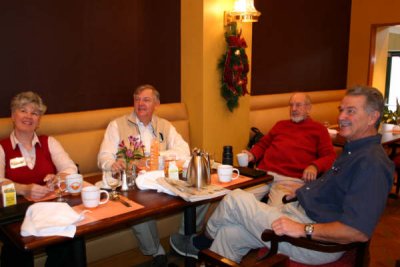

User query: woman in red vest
[0,91,78,198]
[0,91,83,267]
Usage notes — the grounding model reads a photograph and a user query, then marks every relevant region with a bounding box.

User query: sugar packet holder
[2,183,17,207]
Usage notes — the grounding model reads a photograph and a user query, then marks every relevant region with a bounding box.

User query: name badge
[10,157,27,169]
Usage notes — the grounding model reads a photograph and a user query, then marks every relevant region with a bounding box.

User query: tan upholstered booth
[0,103,190,176]
[0,103,190,265]
[249,90,345,135]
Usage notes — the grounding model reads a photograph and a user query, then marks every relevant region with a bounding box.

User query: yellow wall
[347,0,400,92]
[389,32,400,50]
[181,0,253,162]
[371,27,390,92]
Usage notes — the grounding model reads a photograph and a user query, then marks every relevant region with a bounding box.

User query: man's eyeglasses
[289,103,308,108]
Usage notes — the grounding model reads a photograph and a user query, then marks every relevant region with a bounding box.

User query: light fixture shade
[225,0,261,25]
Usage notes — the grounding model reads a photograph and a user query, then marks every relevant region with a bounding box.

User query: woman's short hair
[11,91,47,115]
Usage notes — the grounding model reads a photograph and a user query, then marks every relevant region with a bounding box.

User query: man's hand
[111,159,126,172]
[302,164,318,182]
[271,217,304,238]
[241,150,255,162]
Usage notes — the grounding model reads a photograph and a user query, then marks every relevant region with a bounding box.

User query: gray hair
[11,91,47,115]
[133,84,160,102]
[346,85,384,129]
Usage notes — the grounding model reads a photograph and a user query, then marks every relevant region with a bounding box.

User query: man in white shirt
[98,84,190,267]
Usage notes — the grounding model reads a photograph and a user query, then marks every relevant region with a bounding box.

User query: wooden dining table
[0,172,273,267]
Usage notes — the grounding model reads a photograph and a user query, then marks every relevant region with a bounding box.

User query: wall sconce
[224,0,261,26]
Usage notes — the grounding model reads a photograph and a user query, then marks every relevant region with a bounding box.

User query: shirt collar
[10,131,41,150]
[343,134,381,153]
[131,112,156,127]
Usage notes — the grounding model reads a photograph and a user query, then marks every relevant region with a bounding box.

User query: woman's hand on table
[15,183,53,200]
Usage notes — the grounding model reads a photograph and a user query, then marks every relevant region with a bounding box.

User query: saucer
[95,180,121,189]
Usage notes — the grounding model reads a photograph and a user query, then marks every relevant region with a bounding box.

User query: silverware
[117,198,131,207]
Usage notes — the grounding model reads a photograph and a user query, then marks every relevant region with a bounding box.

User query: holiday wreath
[218,25,249,112]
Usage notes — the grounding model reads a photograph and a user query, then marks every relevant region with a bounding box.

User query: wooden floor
[89,195,400,267]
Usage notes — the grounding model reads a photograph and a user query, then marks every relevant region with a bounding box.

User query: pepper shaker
[222,145,233,165]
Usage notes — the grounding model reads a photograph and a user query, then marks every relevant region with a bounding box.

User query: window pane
[388,56,400,110]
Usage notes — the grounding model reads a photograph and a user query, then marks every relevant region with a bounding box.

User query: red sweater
[0,136,57,185]
[250,118,336,178]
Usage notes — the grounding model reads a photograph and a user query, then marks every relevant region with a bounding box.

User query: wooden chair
[260,229,369,267]
[198,229,369,267]
[388,143,400,198]
[392,152,400,197]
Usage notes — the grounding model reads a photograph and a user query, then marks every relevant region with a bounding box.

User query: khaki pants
[206,189,343,264]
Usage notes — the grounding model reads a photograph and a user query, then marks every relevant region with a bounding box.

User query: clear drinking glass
[54,175,67,202]
[105,170,121,200]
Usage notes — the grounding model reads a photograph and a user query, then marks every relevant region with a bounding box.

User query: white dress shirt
[98,114,190,170]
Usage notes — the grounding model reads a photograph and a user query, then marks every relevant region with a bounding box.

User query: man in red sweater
[244,93,336,206]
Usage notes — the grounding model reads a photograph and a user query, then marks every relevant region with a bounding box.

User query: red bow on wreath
[218,27,250,112]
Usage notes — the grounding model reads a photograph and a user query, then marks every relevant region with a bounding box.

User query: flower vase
[126,160,138,188]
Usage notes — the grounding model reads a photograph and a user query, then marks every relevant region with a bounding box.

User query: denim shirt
[297,134,394,237]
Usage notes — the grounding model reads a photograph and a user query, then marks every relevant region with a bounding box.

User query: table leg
[184,206,197,267]
[184,206,196,235]
[0,228,34,266]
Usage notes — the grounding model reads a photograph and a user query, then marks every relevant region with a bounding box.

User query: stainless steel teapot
[186,148,211,190]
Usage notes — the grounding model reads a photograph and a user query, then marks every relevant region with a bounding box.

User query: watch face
[305,224,314,235]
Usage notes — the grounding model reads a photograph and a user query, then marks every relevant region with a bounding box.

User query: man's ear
[306,103,312,114]
[368,110,380,126]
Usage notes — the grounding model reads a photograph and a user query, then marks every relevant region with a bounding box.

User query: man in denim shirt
[171,86,394,265]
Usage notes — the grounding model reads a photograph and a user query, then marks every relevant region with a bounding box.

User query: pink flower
[117,135,144,164]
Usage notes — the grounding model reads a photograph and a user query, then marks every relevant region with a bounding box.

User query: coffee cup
[217,165,240,183]
[66,173,83,195]
[81,186,109,208]
[236,153,249,167]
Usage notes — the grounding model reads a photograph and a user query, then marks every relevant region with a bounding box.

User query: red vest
[0,136,57,185]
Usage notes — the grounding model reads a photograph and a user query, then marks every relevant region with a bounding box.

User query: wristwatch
[304,223,314,240]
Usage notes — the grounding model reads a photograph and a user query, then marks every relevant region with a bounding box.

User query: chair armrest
[261,229,367,253]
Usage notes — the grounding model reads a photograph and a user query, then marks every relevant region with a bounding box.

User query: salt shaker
[121,170,129,191]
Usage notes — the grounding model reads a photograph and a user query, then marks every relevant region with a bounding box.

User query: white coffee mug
[236,153,249,167]
[217,165,240,183]
[66,173,83,195]
[81,186,109,208]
